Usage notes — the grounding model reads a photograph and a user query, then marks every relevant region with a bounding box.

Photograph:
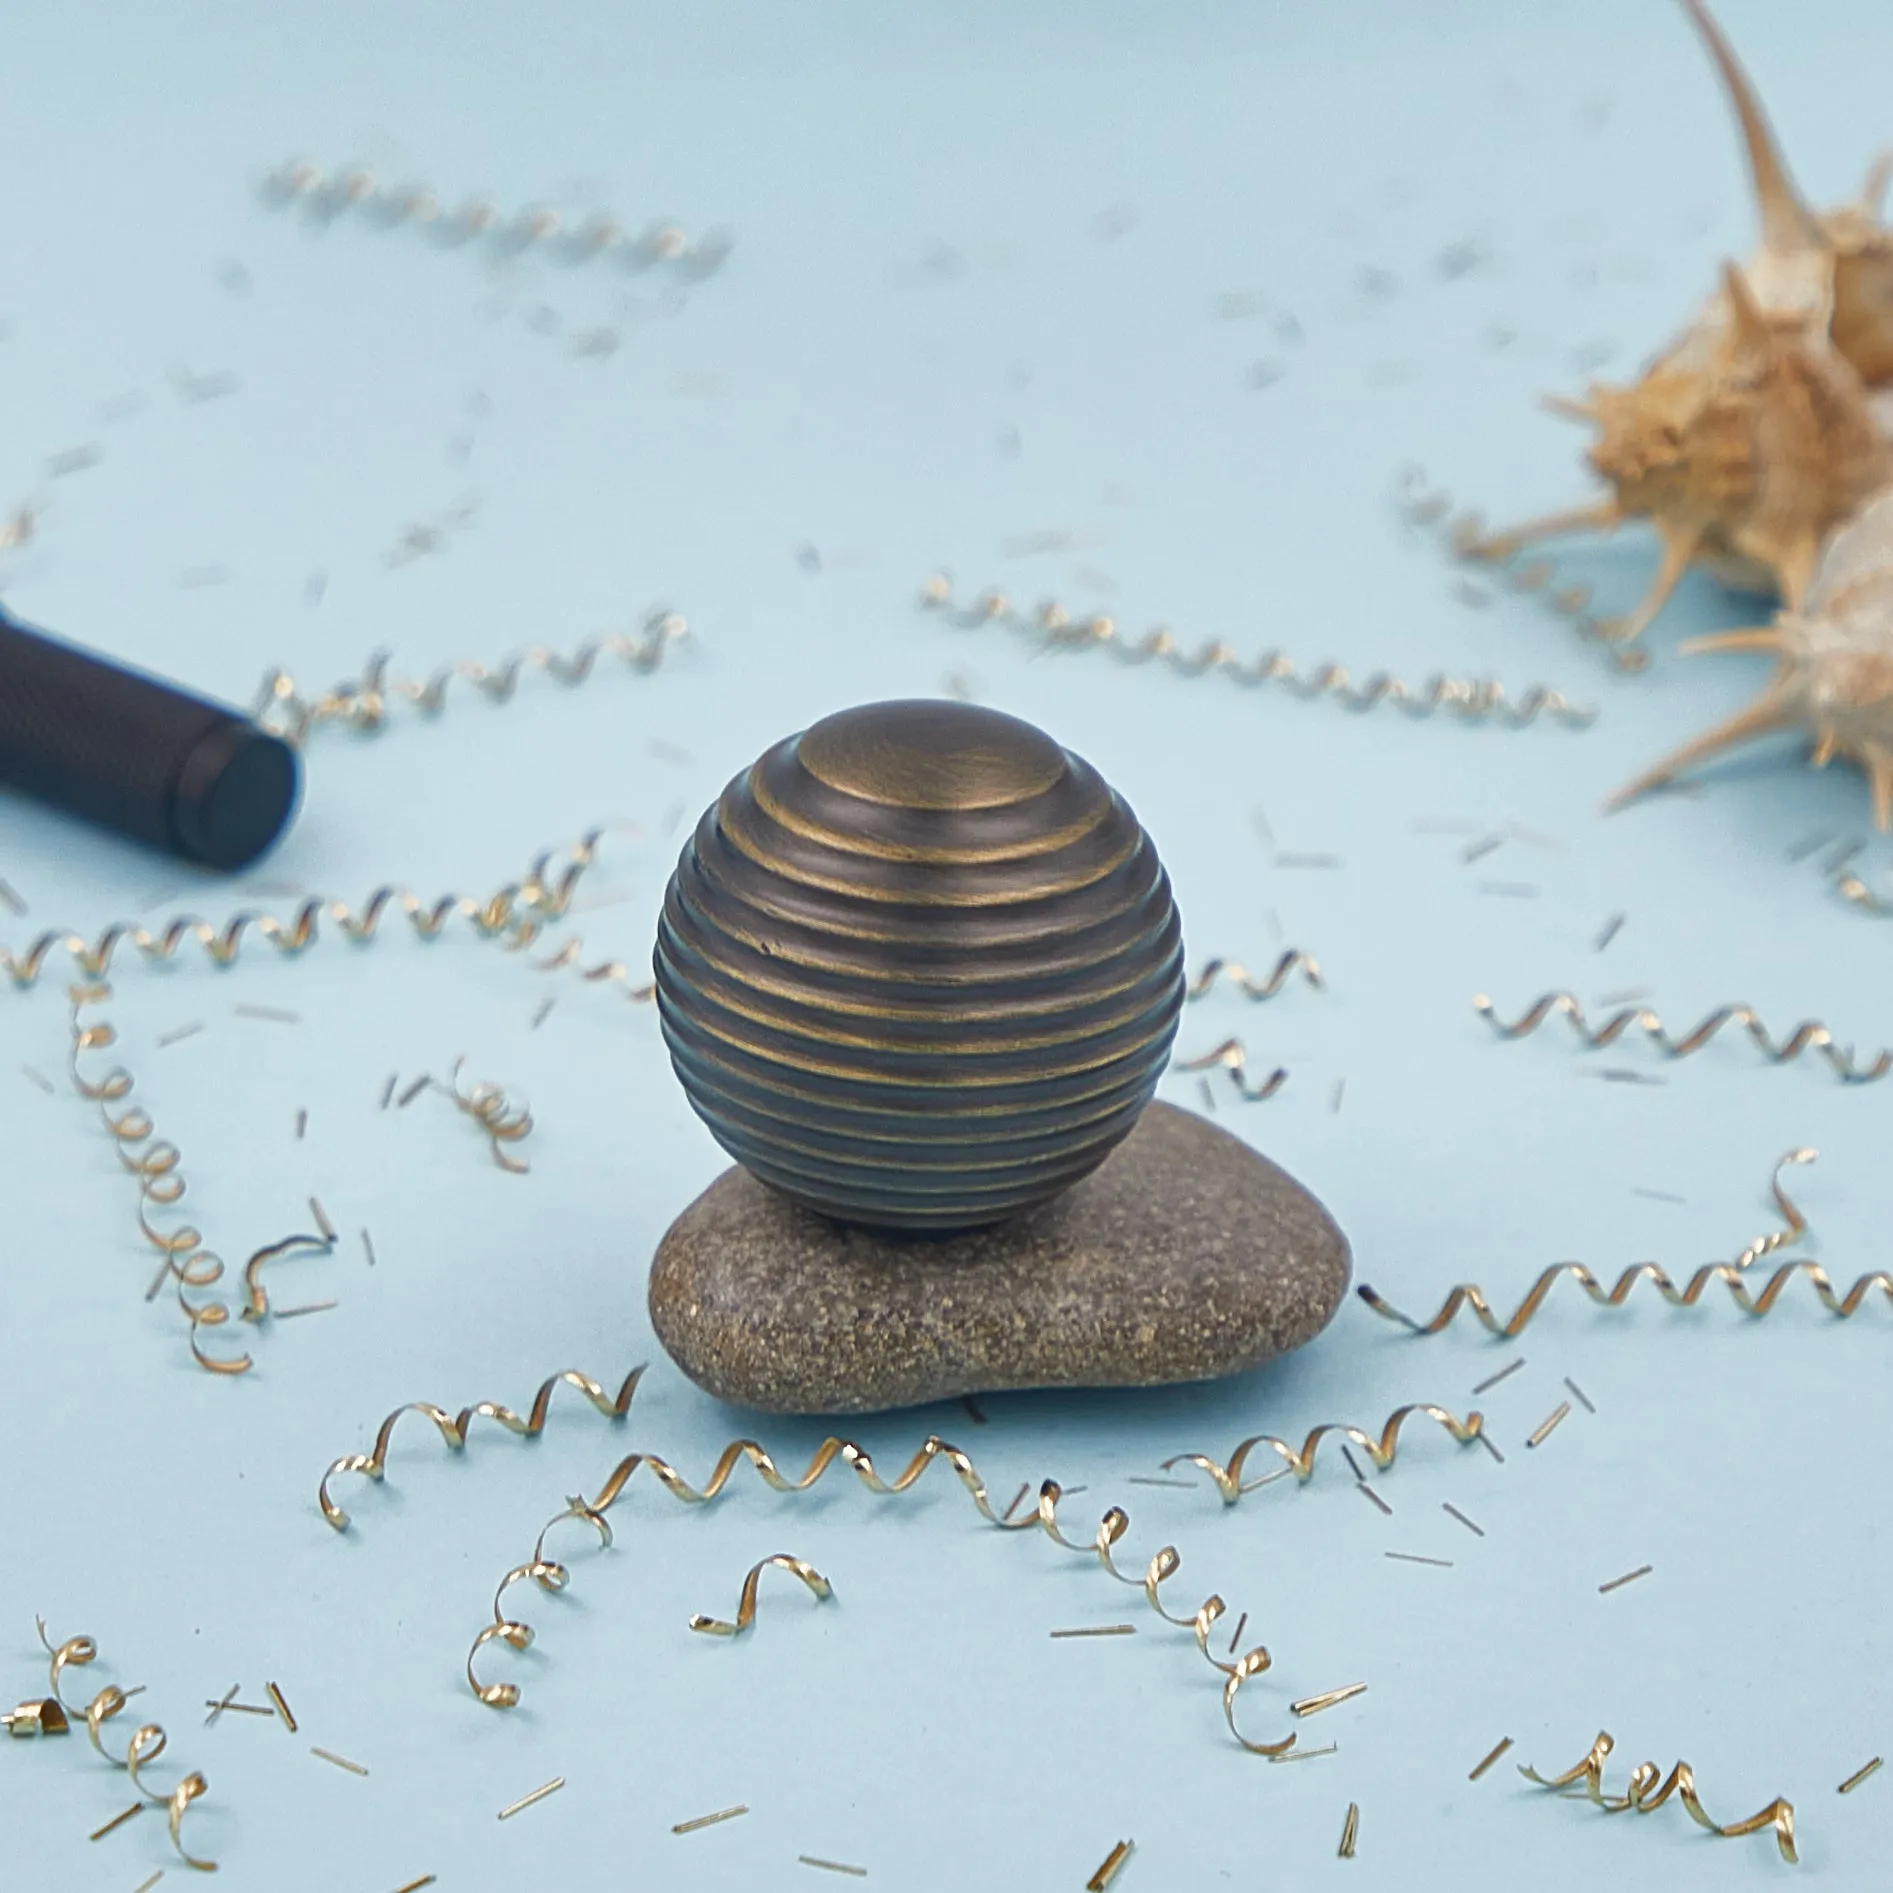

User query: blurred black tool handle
[0,606,300,870]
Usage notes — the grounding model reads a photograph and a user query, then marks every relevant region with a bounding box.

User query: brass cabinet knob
[654,699,1185,1232]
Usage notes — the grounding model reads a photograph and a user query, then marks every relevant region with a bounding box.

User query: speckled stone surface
[648,1101,1351,1414]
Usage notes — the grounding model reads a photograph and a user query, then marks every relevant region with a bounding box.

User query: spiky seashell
[1611,486,1893,824]
[1471,0,1893,649]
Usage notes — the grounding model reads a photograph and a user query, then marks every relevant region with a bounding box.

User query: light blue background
[3,2,1890,1887]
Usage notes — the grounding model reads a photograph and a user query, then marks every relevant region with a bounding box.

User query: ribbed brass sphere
[653,699,1186,1233]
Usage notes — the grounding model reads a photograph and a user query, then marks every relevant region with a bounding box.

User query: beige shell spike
[1828,153,1893,386]
[1679,0,1893,387]
[1477,263,1893,647]
[1610,485,1893,826]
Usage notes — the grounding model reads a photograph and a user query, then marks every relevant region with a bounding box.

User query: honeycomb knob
[653,699,1186,1232]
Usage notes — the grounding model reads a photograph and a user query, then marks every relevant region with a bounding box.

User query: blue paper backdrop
[2,3,1890,1887]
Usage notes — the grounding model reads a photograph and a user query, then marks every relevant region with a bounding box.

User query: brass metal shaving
[1736,1149,1820,1269]
[251,615,689,744]
[1396,466,1645,670]
[1475,992,1893,1082]
[446,1059,533,1173]
[688,1554,834,1636]
[1160,1406,1486,1503]
[1186,953,1326,1002]
[526,934,657,1003]
[920,577,1597,726]
[36,1623,216,1871]
[4,830,611,990]
[1522,1730,1797,1864]
[1358,1259,1893,1339]
[465,1440,1302,1757]
[1174,1038,1288,1101]
[69,984,256,1374]
[239,1233,336,1322]
[318,1365,647,1529]
[261,160,731,281]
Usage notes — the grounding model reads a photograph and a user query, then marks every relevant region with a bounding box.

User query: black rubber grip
[0,608,300,870]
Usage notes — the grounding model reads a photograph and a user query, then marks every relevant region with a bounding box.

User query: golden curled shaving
[37,1618,101,1714]
[6,829,609,991]
[250,615,689,745]
[920,574,1597,726]
[66,986,251,1374]
[239,1232,337,1320]
[688,1555,835,1636]
[318,1365,647,1529]
[260,158,732,279]
[1396,467,1648,672]
[447,1058,534,1172]
[1186,953,1326,1002]
[1738,1148,1819,1269]
[1476,992,1893,1083]
[1522,1730,1797,1865]
[38,1622,216,1870]
[1358,1258,1893,1339]
[1160,1405,1488,1502]
[470,1442,1299,1755]
[1174,1038,1288,1101]
[526,934,657,1002]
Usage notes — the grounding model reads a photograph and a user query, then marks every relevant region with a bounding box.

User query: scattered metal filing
[1599,1565,1653,1594]
[1522,1730,1797,1864]
[310,1745,368,1776]
[90,1801,144,1839]
[798,1857,867,1877]
[1565,1376,1597,1413]
[920,575,1597,725]
[1384,1552,1452,1569]
[1526,1401,1573,1449]
[467,1440,1303,1757]
[1359,1257,1893,1337]
[2,827,611,989]
[202,1686,263,1724]
[1185,952,1326,1001]
[497,1777,565,1821]
[261,158,733,278]
[1442,1503,1484,1537]
[1338,1802,1360,1859]
[250,614,689,745]
[318,1364,647,1529]
[1174,1038,1288,1101]
[1475,992,1892,1082]
[33,1621,218,1870]
[1161,1404,1487,1502]
[1355,1484,1393,1517]
[1839,1758,1883,1794]
[1471,1358,1525,1395]
[1086,1839,1134,1889]
[445,1057,534,1172]
[672,1803,748,1835]
[265,1682,297,1732]
[1470,1737,1515,1781]
[688,1554,834,1636]
[1292,1683,1367,1719]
